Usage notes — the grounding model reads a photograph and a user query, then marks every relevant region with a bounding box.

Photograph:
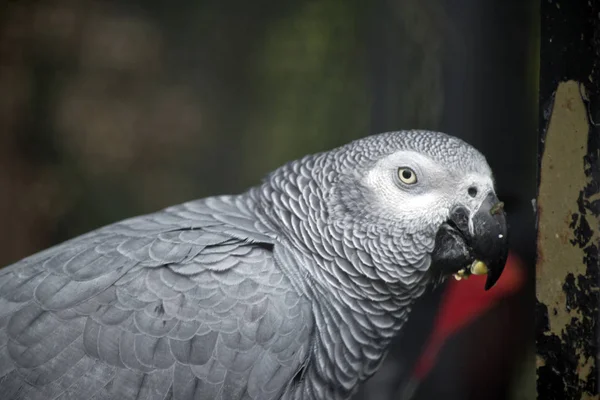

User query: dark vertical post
[536,1,600,398]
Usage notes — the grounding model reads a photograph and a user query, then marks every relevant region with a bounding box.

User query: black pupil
[402,170,412,180]
[468,187,478,197]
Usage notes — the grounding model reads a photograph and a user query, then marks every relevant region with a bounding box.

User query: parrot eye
[398,168,417,184]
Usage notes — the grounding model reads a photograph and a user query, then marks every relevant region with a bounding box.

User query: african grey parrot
[0,130,508,400]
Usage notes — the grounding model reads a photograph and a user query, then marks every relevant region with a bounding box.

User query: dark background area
[0,0,537,398]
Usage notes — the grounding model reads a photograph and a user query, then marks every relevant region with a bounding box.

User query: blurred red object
[412,251,527,381]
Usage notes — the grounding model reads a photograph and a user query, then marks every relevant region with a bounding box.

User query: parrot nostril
[468,187,478,198]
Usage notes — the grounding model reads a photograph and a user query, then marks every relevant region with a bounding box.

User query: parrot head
[326,130,508,290]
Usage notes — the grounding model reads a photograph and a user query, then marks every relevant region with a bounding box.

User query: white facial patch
[361,151,452,224]
[360,150,497,232]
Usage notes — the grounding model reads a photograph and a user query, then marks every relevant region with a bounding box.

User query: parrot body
[0,131,508,400]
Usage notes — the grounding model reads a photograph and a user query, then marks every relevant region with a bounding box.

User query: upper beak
[432,192,509,290]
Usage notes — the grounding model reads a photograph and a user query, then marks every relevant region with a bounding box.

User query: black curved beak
[431,192,509,290]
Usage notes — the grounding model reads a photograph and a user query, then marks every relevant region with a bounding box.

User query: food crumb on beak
[453,260,489,281]
[453,268,469,280]
[470,260,489,275]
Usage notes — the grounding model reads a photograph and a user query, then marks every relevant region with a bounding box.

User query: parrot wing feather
[0,197,314,400]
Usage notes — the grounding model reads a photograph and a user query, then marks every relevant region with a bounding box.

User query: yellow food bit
[452,261,489,281]
[470,260,489,275]
[453,268,469,280]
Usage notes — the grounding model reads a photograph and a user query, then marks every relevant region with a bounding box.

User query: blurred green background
[0,0,538,399]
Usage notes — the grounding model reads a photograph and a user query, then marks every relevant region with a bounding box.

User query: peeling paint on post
[536,1,600,399]
[536,80,599,399]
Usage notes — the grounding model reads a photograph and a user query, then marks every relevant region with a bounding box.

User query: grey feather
[0,130,497,399]
[0,204,312,399]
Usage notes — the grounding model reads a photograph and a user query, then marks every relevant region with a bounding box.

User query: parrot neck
[292,241,430,400]
[278,250,429,400]
[246,187,432,400]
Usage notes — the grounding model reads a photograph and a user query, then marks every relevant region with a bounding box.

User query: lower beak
[431,192,509,290]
